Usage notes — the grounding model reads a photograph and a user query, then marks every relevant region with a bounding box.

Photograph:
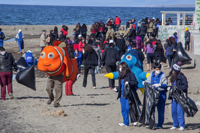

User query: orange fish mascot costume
[38,41,77,107]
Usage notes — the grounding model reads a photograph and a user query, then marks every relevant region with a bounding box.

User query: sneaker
[133,122,138,126]
[146,125,150,128]
[178,127,184,131]
[170,127,177,130]
[83,87,86,89]
[109,87,113,90]
[113,87,118,92]
[47,99,53,105]
[156,126,163,129]
[118,123,128,127]
[9,93,14,99]
[54,103,60,107]
[93,86,96,89]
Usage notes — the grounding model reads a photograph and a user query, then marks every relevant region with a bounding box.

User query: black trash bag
[168,85,198,117]
[173,42,192,65]
[124,84,141,123]
[138,83,160,129]
[16,65,36,91]
[16,57,28,70]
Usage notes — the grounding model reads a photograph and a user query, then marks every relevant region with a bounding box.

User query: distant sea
[0,4,195,25]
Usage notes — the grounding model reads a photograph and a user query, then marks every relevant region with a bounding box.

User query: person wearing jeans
[0,47,18,100]
[165,40,176,68]
[0,28,5,47]
[82,44,98,89]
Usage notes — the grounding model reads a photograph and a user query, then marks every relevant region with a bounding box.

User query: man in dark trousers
[131,43,145,63]
[184,27,190,51]
[116,35,126,57]
[0,47,18,100]
[102,43,120,89]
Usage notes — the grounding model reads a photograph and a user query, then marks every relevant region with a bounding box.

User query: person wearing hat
[78,34,82,43]
[115,26,126,36]
[92,42,102,74]
[106,26,115,41]
[144,60,168,129]
[167,62,188,131]
[105,40,120,54]
[184,27,190,51]
[15,29,24,53]
[102,42,120,89]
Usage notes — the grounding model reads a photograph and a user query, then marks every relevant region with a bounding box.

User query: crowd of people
[0,16,194,131]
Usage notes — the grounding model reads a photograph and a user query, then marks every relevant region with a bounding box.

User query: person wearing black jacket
[0,47,18,100]
[131,43,145,62]
[53,26,59,41]
[81,24,87,39]
[126,20,132,30]
[138,23,147,43]
[116,35,126,57]
[102,43,120,89]
[128,26,136,41]
[167,62,188,131]
[83,44,98,89]
[59,31,66,41]
[154,40,164,61]
[117,62,139,126]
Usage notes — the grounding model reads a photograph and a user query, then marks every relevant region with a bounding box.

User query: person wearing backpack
[0,28,5,47]
[40,30,47,51]
[147,19,154,38]
[15,29,24,53]
[145,40,154,71]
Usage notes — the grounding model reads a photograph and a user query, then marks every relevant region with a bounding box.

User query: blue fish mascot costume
[105,49,149,94]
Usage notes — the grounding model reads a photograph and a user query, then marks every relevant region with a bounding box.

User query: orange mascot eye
[40,52,45,59]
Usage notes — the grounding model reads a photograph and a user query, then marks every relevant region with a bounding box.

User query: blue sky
[0,0,195,7]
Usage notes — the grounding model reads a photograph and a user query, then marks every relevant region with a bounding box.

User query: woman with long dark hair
[117,62,139,127]
[164,39,176,68]
[154,40,164,61]
[81,23,87,39]
[75,23,81,39]
[167,62,188,131]
[145,40,154,71]
[82,44,98,89]
[53,26,58,40]
[48,30,55,46]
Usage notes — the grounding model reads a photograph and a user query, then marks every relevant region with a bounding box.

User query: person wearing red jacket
[61,25,68,36]
[114,16,121,32]
[78,38,85,53]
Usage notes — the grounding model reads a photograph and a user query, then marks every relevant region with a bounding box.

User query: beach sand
[0,31,200,133]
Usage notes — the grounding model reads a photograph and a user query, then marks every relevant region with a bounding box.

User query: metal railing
[161,11,195,26]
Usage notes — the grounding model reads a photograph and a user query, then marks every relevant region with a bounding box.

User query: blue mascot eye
[126,55,132,61]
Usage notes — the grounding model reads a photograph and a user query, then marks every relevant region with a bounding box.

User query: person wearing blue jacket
[145,60,168,129]
[74,49,82,73]
[15,29,24,53]
[0,28,5,47]
[22,50,37,67]
[132,18,138,32]
[167,62,188,131]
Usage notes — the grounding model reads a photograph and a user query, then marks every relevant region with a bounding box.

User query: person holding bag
[117,62,139,127]
[145,60,168,129]
[167,62,188,131]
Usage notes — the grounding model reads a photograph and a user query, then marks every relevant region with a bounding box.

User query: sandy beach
[0,27,200,133]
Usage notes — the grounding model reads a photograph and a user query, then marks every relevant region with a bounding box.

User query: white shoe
[93,86,96,89]
[118,123,128,127]
[170,126,177,130]
[113,87,118,92]
[146,125,150,128]
[83,87,85,89]
[133,122,138,126]
[178,127,185,131]
[9,93,14,99]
